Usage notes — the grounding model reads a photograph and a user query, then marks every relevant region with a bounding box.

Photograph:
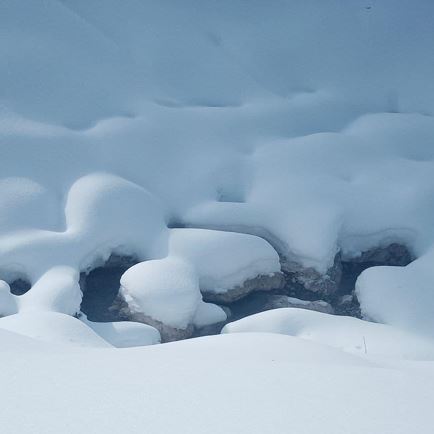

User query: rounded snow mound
[222,308,434,360]
[0,311,111,348]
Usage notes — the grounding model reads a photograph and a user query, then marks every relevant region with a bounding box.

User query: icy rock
[202,272,285,304]
[263,295,334,315]
[282,253,342,296]
[345,243,412,266]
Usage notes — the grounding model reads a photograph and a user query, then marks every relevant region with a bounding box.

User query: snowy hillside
[1,1,434,433]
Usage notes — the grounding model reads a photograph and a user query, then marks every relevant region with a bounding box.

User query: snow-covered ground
[1,1,434,432]
[1,320,434,434]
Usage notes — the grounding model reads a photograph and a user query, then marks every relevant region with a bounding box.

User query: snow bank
[222,308,434,360]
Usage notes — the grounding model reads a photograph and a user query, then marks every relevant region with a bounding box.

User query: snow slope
[0,331,434,434]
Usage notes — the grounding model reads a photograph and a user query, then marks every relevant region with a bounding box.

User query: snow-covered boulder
[356,248,434,338]
[120,257,226,341]
[169,228,284,303]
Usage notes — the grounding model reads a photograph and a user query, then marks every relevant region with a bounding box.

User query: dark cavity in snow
[9,278,31,296]
[79,254,138,322]
[226,243,414,322]
[78,243,413,340]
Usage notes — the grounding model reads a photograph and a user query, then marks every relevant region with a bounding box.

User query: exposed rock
[281,253,342,296]
[122,310,194,342]
[201,272,286,304]
[344,243,412,267]
[333,292,362,318]
[263,295,334,314]
[9,278,31,296]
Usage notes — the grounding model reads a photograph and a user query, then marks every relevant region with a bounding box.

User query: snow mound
[0,280,18,316]
[18,266,82,316]
[120,257,200,329]
[356,247,434,338]
[0,311,111,348]
[169,228,282,293]
[222,308,434,360]
[82,316,160,348]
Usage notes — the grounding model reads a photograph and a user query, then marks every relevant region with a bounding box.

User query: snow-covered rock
[356,247,434,338]
[120,257,226,341]
[169,228,284,302]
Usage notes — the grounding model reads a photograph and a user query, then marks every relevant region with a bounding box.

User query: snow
[18,266,82,316]
[192,300,227,328]
[1,1,434,431]
[0,311,111,348]
[356,247,434,338]
[168,228,280,293]
[120,257,202,329]
[0,331,434,434]
[222,308,434,360]
[82,315,161,348]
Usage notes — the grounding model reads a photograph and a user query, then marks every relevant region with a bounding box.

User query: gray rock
[263,295,334,314]
[125,310,195,342]
[345,243,412,266]
[281,253,342,296]
[201,272,286,304]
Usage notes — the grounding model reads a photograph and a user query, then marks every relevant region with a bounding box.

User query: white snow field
[1,0,434,432]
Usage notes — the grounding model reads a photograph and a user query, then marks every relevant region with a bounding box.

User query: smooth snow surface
[0,311,111,348]
[1,332,434,434]
[223,308,434,360]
